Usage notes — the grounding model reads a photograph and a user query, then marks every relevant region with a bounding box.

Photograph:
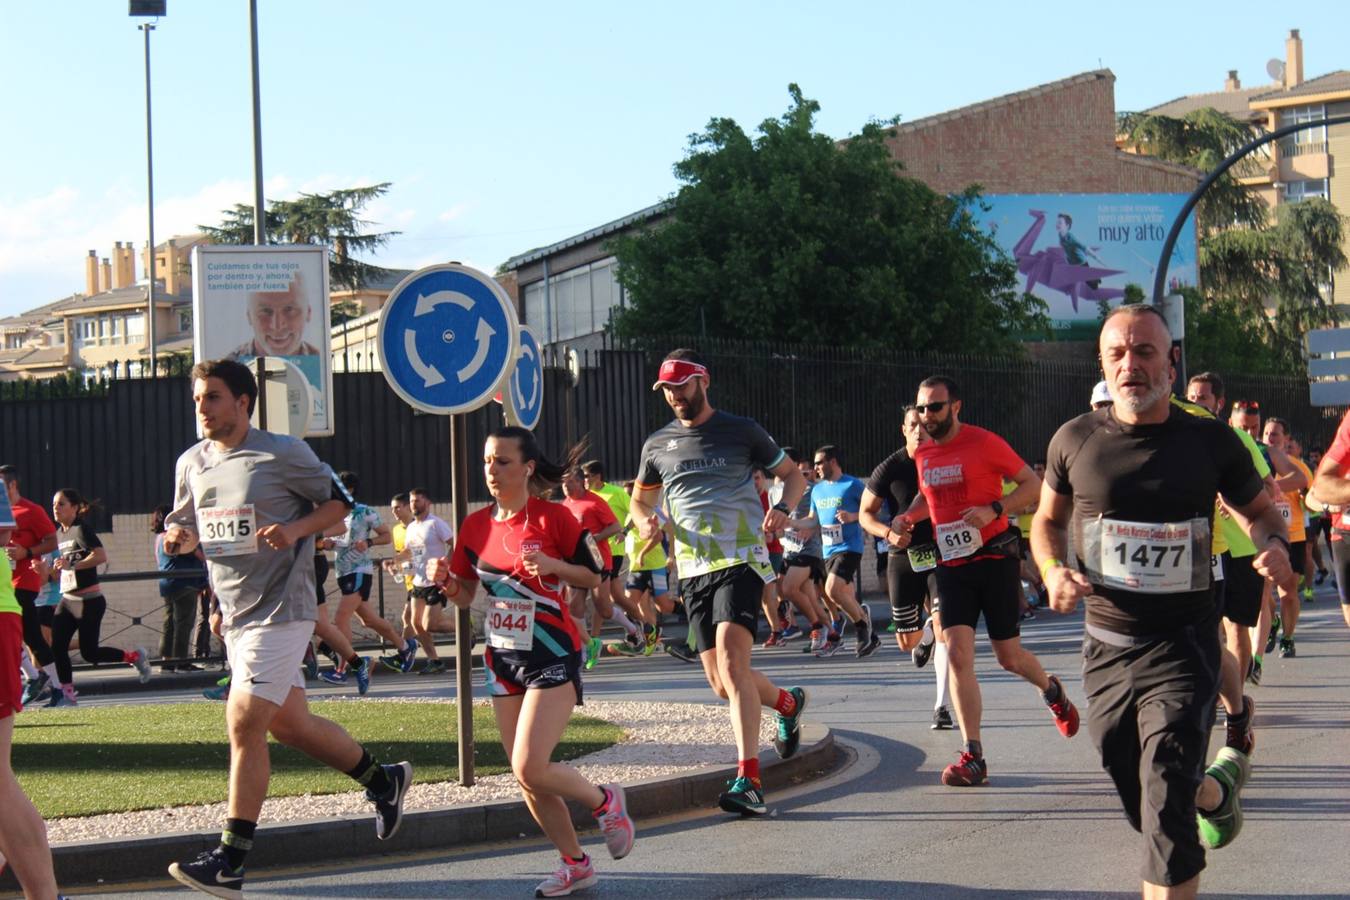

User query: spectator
[152,505,208,671]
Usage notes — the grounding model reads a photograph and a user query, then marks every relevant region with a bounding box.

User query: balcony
[1278,138,1328,158]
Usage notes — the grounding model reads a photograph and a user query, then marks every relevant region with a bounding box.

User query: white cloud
[437,202,471,223]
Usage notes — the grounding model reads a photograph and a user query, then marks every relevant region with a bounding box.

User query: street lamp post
[249,0,266,245]
[130,2,165,375]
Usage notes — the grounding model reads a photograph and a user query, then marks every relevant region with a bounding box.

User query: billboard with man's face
[191,244,333,435]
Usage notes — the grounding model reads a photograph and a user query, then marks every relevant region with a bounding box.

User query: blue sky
[1,1,1345,318]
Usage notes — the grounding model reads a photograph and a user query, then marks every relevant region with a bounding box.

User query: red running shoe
[1046,675,1079,738]
[941,751,988,786]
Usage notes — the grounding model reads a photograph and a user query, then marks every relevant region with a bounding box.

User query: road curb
[31,722,835,890]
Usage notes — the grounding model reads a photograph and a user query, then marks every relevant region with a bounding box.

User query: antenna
[1266,58,1286,83]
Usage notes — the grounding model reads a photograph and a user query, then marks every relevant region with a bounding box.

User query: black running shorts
[825,551,861,583]
[412,584,448,608]
[680,564,766,653]
[886,551,936,633]
[336,572,373,601]
[933,554,1021,641]
[1220,552,1263,627]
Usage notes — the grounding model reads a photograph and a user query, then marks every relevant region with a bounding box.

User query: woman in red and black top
[427,427,636,897]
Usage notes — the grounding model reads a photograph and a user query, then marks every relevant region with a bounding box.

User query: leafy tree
[1118,110,1347,373]
[200,183,400,304]
[610,86,1045,350]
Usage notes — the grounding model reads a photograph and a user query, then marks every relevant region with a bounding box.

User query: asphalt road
[69,585,1350,898]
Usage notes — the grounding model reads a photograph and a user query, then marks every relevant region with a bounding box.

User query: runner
[752,467,789,647]
[46,489,152,706]
[322,471,409,675]
[895,375,1079,786]
[807,446,881,658]
[403,488,456,675]
[1310,409,1350,629]
[771,448,831,655]
[630,349,809,816]
[0,466,59,707]
[1033,303,1289,898]
[0,512,62,900]
[858,405,952,728]
[1261,418,1311,658]
[379,492,421,672]
[619,496,676,657]
[582,460,633,640]
[164,360,411,898]
[559,468,627,667]
[427,426,635,897]
[307,536,373,695]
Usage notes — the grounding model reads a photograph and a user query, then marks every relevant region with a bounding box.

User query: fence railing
[2,336,1342,521]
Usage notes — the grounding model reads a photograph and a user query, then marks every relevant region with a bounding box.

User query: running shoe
[1225,695,1255,756]
[534,856,597,898]
[595,783,635,859]
[1265,616,1281,655]
[585,636,603,671]
[203,682,230,702]
[131,646,153,684]
[606,639,645,657]
[417,659,447,676]
[855,623,881,659]
[1279,637,1296,658]
[319,668,348,685]
[830,614,846,636]
[353,657,371,696]
[1316,567,1328,585]
[400,640,419,672]
[643,626,661,656]
[21,671,50,707]
[665,642,699,663]
[369,760,412,840]
[1045,675,1079,738]
[379,654,406,672]
[931,706,954,730]
[1198,747,1251,850]
[941,751,988,787]
[718,776,768,816]
[762,632,783,649]
[912,637,934,669]
[806,628,826,653]
[168,848,243,900]
[773,686,809,759]
[1247,656,1263,686]
[1020,608,1036,621]
[780,624,803,642]
[886,622,898,633]
[815,635,842,658]
[303,643,318,680]
[46,687,77,708]
[1301,586,1314,603]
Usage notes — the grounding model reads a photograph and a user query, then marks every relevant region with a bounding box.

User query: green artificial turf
[11,700,620,818]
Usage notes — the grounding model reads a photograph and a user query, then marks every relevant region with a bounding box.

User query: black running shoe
[718,776,768,816]
[931,706,954,730]
[368,761,413,840]
[665,642,699,663]
[1279,638,1296,658]
[168,849,244,899]
[912,638,934,669]
[773,687,809,759]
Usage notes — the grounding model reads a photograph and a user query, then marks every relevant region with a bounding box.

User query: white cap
[1090,380,1112,407]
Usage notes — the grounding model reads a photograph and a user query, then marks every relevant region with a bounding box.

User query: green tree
[1118,110,1347,373]
[200,183,400,302]
[610,86,1045,350]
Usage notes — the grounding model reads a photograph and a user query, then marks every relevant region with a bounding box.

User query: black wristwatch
[772,501,790,514]
[990,500,1004,517]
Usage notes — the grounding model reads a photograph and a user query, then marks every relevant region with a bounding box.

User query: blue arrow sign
[377,264,519,415]
[505,325,544,430]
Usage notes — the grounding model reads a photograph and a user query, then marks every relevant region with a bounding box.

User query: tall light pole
[130,2,165,374]
[249,0,266,244]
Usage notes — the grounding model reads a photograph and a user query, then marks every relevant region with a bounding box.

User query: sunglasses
[1233,401,1259,412]
[914,401,949,414]
[812,459,828,466]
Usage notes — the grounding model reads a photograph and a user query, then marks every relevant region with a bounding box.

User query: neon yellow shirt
[0,553,18,615]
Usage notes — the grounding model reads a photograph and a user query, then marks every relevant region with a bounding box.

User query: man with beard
[894,376,1079,786]
[1033,305,1289,898]
[630,349,809,816]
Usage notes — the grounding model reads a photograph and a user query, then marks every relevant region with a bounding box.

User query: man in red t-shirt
[1311,409,1350,628]
[560,468,626,665]
[1,465,58,702]
[897,376,1079,787]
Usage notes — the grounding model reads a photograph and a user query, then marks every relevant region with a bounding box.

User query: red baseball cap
[652,359,708,390]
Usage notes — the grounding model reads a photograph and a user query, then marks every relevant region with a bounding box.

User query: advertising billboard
[971,194,1198,337]
[191,244,333,435]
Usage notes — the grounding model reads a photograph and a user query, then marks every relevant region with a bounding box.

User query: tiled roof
[11,346,68,366]
[1141,84,1276,121]
[47,285,187,314]
[1251,70,1350,103]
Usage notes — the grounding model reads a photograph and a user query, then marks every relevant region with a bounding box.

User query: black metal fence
[2,338,1343,522]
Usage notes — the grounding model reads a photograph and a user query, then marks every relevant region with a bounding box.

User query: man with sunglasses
[894,376,1079,787]
[1035,306,1290,898]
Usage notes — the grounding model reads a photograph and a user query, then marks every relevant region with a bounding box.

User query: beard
[924,414,954,440]
[671,384,707,420]
[1114,378,1171,415]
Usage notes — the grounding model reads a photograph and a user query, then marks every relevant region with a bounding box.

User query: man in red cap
[630,348,809,817]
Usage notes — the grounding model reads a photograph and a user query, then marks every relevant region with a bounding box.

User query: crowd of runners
[4,304,1350,898]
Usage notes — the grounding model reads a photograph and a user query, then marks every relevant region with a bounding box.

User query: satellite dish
[1266,59,1286,83]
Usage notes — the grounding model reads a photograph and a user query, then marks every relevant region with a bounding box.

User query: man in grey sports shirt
[162,359,411,899]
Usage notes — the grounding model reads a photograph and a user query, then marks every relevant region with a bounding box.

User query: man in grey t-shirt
[162,360,412,899]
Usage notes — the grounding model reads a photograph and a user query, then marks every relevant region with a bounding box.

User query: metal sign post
[376,263,519,787]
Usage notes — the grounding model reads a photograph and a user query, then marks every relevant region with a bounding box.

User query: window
[127,313,145,338]
[176,309,191,334]
[1280,104,1326,145]
[524,281,550,343]
[521,258,623,344]
[1285,179,1329,202]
